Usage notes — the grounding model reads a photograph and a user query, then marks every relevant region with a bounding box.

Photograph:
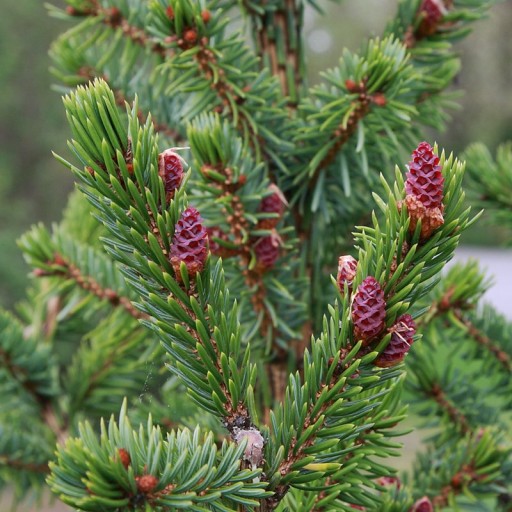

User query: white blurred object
[447,246,512,320]
[307,28,333,54]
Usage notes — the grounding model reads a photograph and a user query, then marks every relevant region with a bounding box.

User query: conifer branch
[65,1,166,56]
[0,455,49,474]
[33,252,148,321]
[429,383,471,434]
[307,83,374,194]
[431,456,484,508]
[56,79,257,433]
[453,309,512,373]
[7,2,509,509]
[0,346,46,404]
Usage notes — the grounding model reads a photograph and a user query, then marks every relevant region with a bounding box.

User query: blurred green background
[1,0,511,309]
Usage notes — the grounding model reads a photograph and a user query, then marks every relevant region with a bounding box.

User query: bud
[117,448,131,469]
[410,496,433,512]
[169,207,209,278]
[183,29,198,44]
[201,10,211,23]
[351,277,386,344]
[136,474,159,493]
[234,428,265,468]
[337,255,358,293]
[158,149,184,202]
[375,314,416,368]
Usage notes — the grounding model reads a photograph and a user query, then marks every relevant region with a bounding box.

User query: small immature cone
[410,496,433,512]
[337,255,358,294]
[375,314,416,367]
[257,184,287,229]
[254,234,280,269]
[170,207,209,279]
[158,149,184,202]
[351,276,386,345]
[403,142,444,240]
[417,0,446,38]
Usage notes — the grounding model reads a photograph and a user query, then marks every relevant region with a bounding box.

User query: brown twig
[67,1,165,56]
[453,309,512,373]
[430,383,471,434]
[34,253,148,321]
[0,455,49,474]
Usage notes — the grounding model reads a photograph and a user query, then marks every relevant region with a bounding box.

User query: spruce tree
[1,1,511,511]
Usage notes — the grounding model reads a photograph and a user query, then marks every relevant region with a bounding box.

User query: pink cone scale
[406,141,444,209]
[158,149,184,201]
[351,276,386,344]
[375,314,416,367]
[337,255,358,293]
[169,207,209,278]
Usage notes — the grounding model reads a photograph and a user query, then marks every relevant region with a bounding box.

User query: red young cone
[158,149,184,201]
[410,496,433,512]
[403,142,445,239]
[337,255,358,293]
[375,314,416,367]
[406,141,444,209]
[258,185,286,229]
[351,276,386,344]
[170,207,209,278]
[254,235,280,269]
[417,0,446,37]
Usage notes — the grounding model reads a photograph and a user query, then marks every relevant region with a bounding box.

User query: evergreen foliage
[1,1,510,511]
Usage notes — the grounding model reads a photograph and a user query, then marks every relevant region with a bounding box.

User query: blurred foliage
[1,0,511,310]
[0,0,73,308]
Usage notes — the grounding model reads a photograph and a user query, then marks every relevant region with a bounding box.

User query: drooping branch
[34,253,149,321]
[429,383,471,434]
[0,455,49,474]
[66,1,166,56]
[453,309,512,373]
